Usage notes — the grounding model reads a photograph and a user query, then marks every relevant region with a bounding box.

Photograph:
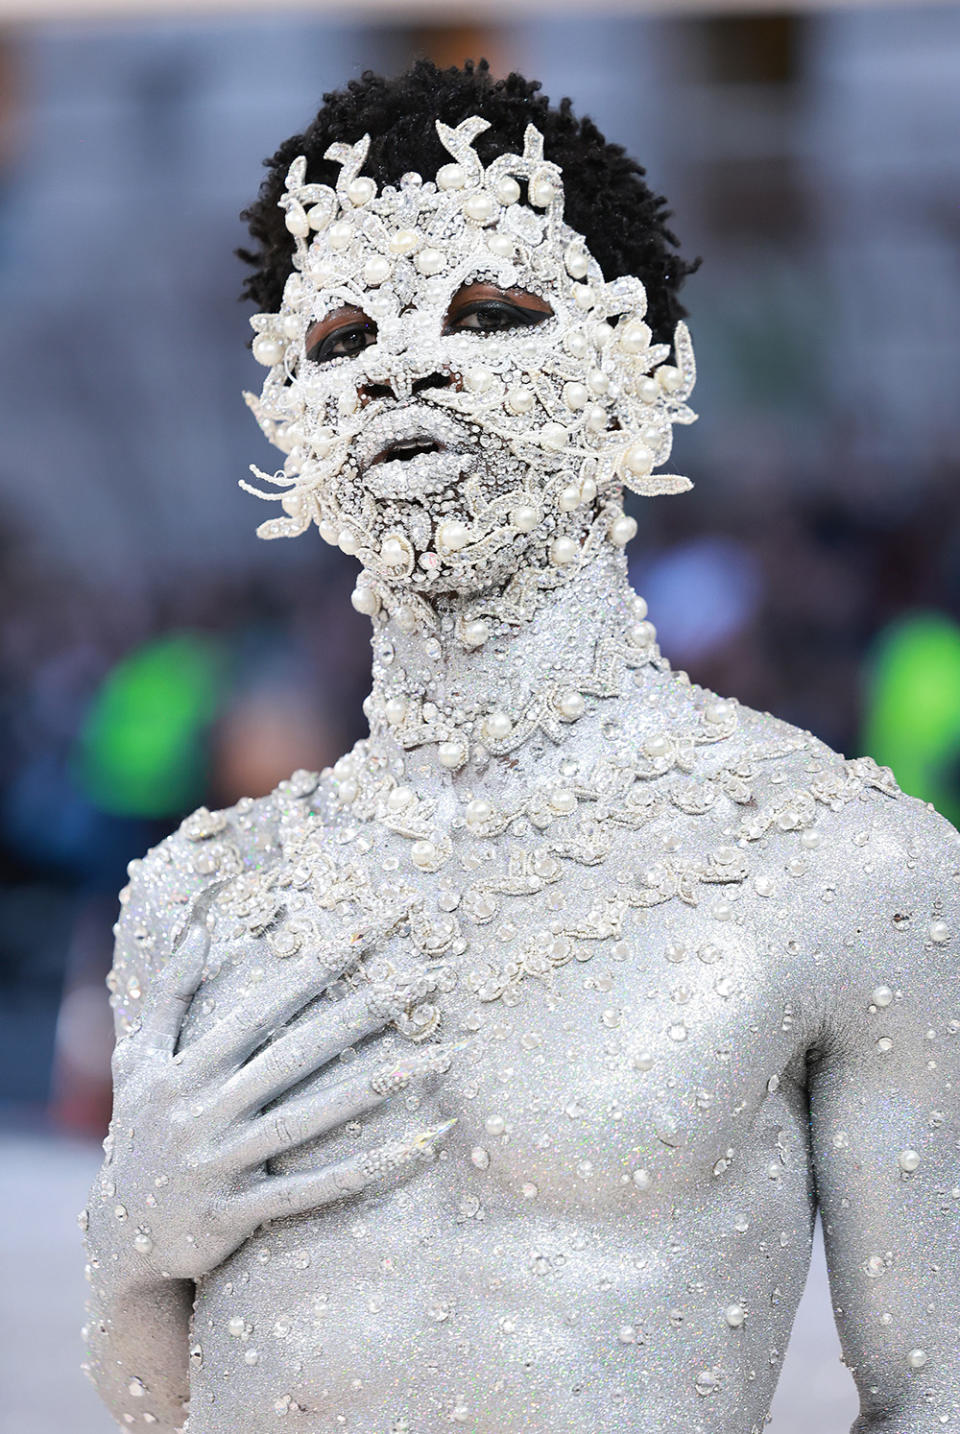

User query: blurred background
[1,2,959,1430]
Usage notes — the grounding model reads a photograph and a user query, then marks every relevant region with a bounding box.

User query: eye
[445,299,550,335]
[306,318,377,364]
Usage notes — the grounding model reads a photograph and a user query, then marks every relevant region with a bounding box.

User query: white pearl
[384,697,407,725]
[585,404,608,433]
[284,208,310,238]
[586,368,609,395]
[633,595,649,619]
[337,528,358,555]
[907,1348,928,1369]
[580,477,597,502]
[252,335,285,366]
[496,176,521,205]
[724,1304,746,1328]
[437,740,467,770]
[563,329,589,359]
[558,484,581,513]
[465,797,493,828]
[436,519,470,552]
[529,175,555,207]
[410,840,438,869]
[486,232,513,258]
[930,920,950,943]
[573,283,595,311]
[338,387,359,416]
[280,312,301,339]
[388,228,421,255]
[337,778,358,804]
[540,422,568,451]
[463,192,497,224]
[562,382,588,411]
[550,536,577,567]
[620,319,652,353]
[462,619,489,648]
[381,536,407,567]
[589,319,614,346]
[638,376,660,403]
[631,1167,652,1190]
[610,514,638,547]
[465,367,495,394]
[350,584,380,616]
[436,163,466,190]
[549,787,577,814]
[506,385,534,415]
[327,221,355,253]
[898,1148,920,1172]
[871,985,894,1007]
[395,604,418,634]
[483,711,512,741]
[704,699,733,723]
[628,620,656,646]
[415,247,445,275]
[510,504,539,533]
[306,203,330,231]
[347,176,376,206]
[362,256,392,286]
[623,441,653,476]
[386,785,414,812]
[658,363,683,392]
[558,690,585,720]
[318,519,339,545]
[564,243,589,279]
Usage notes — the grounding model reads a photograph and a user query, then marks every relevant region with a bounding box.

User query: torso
[169,667,899,1434]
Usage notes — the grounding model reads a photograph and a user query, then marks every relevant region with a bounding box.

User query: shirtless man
[81,60,960,1434]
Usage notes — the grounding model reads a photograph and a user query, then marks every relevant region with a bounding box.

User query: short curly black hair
[236,58,698,346]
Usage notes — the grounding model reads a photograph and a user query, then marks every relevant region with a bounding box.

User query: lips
[355,404,471,477]
[370,435,444,467]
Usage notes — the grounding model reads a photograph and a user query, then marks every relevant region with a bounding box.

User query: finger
[221,1039,470,1169]
[238,1117,458,1227]
[218,989,397,1121]
[178,904,411,1078]
[136,878,235,1055]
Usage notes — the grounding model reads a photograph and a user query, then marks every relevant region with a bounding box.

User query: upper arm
[808,796,960,1428]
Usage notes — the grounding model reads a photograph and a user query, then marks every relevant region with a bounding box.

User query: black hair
[236,58,698,345]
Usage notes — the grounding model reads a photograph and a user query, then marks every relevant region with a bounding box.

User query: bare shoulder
[108,766,323,1037]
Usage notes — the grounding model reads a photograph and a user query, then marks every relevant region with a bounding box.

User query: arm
[807,795,960,1432]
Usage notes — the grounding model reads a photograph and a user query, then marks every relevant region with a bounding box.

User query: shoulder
[107,767,323,1037]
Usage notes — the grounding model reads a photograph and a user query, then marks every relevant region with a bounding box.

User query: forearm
[81,1187,193,1432]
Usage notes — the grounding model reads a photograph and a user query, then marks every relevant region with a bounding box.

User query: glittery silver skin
[81,118,960,1434]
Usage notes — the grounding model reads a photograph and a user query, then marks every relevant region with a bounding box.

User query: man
[82,59,960,1434]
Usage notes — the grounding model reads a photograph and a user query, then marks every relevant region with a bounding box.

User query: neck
[361,541,655,793]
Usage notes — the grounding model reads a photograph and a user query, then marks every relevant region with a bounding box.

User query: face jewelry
[242,116,697,633]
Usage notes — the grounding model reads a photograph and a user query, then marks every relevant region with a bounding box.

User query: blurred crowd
[1,7,959,1135]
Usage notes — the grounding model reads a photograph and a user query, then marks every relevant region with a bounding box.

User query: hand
[98,891,464,1283]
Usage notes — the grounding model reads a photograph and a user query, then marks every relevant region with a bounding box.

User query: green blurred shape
[862,612,960,829]
[72,631,228,818]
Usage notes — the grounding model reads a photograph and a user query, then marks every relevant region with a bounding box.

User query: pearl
[704,699,734,723]
[495,175,521,205]
[907,1348,928,1369]
[486,232,514,258]
[898,1148,921,1172]
[562,382,588,411]
[658,363,683,392]
[558,690,585,720]
[284,207,310,238]
[586,368,610,395]
[634,595,649,619]
[415,246,445,275]
[724,1304,746,1328]
[386,785,413,812]
[564,243,589,279]
[463,192,497,224]
[319,520,338,545]
[337,528,359,555]
[585,404,608,433]
[623,441,653,476]
[631,1167,652,1190]
[510,504,539,533]
[388,228,421,256]
[529,175,555,207]
[929,920,950,943]
[558,484,581,513]
[305,203,330,231]
[461,618,489,648]
[350,584,380,616]
[589,319,614,346]
[436,163,466,190]
[347,176,376,206]
[327,220,355,253]
[482,711,512,741]
[362,256,392,286]
[620,319,652,353]
[506,385,535,415]
[395,604,418,634]
[638,376,660,403]
[628,620,657,646]
[550,536,578,567]
[563,329,589,359]
[464,367,495,395]
[384,697,407,725]
[133,1233,154,1255]
[549,787,577,814]
[573,283,595,311]
[465,798,494,829]
[436,520,470,552]
[871,985,894,1007]
[381,537,407,567]
[581,477,597,503]
[609,514,638,547]
[280,312,301,339]
[252,334,284,367]
[438,740,467,770]
[410,840,438,870]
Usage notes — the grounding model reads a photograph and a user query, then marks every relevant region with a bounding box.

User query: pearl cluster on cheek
[239,115,698,612]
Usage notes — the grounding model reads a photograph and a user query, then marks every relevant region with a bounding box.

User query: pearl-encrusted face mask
[243,116,697,613]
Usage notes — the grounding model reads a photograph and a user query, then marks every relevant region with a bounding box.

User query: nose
[359,370,454,406]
